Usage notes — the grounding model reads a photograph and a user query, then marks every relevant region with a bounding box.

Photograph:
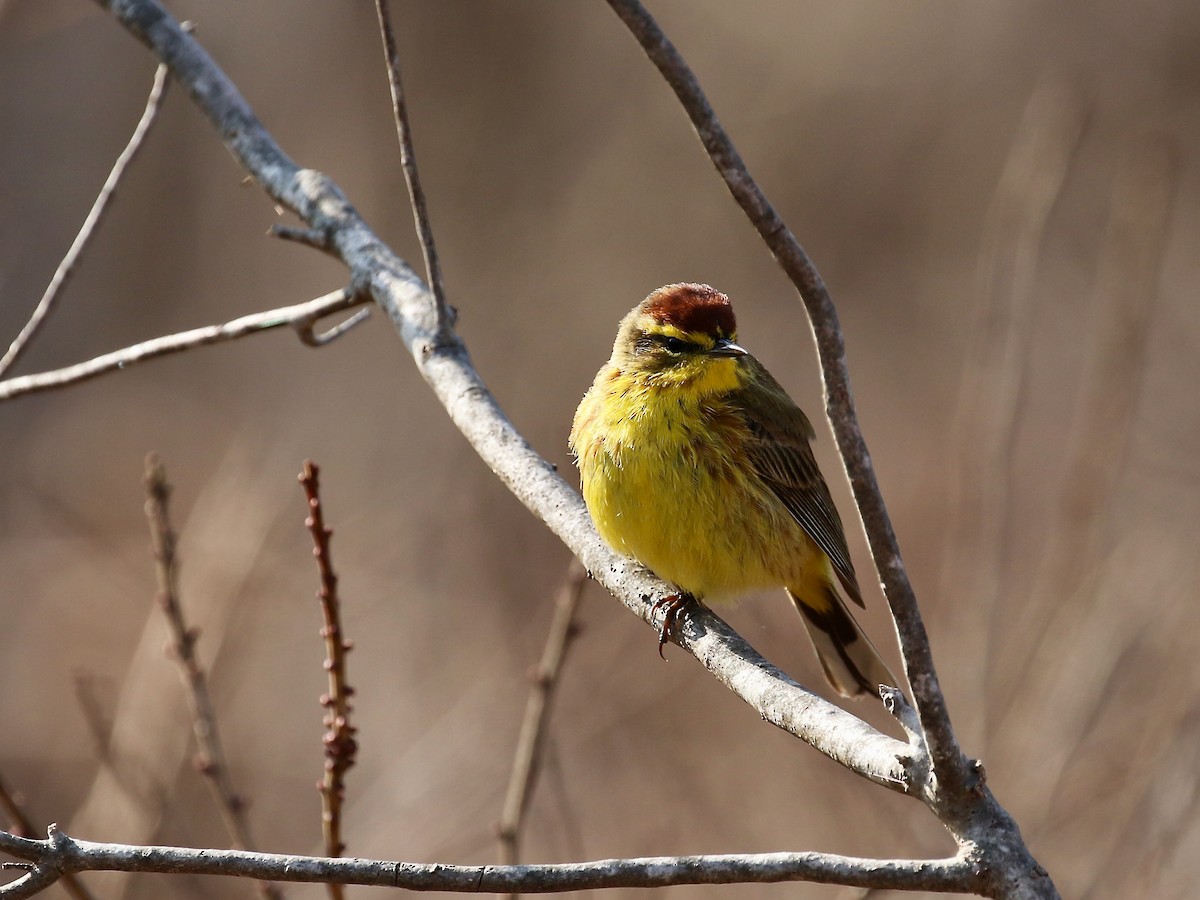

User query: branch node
[270,223,330,251]
[968,758,988,791]
[295,308,371,348]
[46,823,67,850]
[288,288,370,348]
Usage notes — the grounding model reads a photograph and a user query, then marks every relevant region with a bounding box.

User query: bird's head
[611,283,749,392]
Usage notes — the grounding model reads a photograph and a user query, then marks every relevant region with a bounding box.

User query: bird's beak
[708,338,748,358]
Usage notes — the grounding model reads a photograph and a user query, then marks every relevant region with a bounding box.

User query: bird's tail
[786,583,898,700]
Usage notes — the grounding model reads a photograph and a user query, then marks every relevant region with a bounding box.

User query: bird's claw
[650,593,694,659]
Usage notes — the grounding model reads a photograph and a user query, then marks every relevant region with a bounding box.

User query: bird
[569,283,896,699]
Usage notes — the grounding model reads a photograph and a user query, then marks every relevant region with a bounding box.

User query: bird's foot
[649,592,696,659]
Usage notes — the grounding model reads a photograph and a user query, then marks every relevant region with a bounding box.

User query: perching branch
[0,826,975,895]
[0,288,366,403]
[87,0,912,795]
[143,455,283,900]
[0,64,169,378]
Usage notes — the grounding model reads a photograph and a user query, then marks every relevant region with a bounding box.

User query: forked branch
[0,64,169,377]
[0,289,367,403]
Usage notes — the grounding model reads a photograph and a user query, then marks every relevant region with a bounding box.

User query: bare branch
[0,288,366,403]
[89,0,913,795]
[0,826,976,894]
[498,560,587,883]
[0,64,169,377]
[373,0,453,342]
[298,461,358,887]
[143,456,283,900]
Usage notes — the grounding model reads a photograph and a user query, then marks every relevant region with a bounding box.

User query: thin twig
[298,461,358,892]
[0,825,977,894]
[604,0,963,797]
[498,560,587,889]
[143,455,283,900]
[373,0,453,343]
[0,64,169,377]
[0,288,366,402]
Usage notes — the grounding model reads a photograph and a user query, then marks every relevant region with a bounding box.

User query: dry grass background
[2,1,1199,898]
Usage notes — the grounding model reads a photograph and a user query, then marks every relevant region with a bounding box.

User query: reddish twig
[0,64,169,378]
[373,0,453,343]
[497,560,587,889]
[298,461,357,891]
[143,455,283,900]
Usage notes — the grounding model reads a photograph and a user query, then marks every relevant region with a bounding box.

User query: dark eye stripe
[636,333,700,355]
[661,336,693,353]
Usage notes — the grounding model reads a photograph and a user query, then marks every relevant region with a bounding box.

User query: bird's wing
[733,359,863,606]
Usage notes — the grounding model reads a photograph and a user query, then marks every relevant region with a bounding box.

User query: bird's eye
[661,336,692,354]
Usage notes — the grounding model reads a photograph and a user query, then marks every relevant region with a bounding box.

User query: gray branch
[0,826,974,894]
[0,64,169,377]
[0,289,365,402]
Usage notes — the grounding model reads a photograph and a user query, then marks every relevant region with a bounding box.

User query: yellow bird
[570,283,895,699]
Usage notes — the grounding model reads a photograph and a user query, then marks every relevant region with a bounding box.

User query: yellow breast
[570,366,820,601]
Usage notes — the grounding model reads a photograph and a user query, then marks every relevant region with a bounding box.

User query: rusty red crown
[641,283,737,338]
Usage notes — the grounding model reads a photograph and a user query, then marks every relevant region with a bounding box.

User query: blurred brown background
[2,1,1198,897]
